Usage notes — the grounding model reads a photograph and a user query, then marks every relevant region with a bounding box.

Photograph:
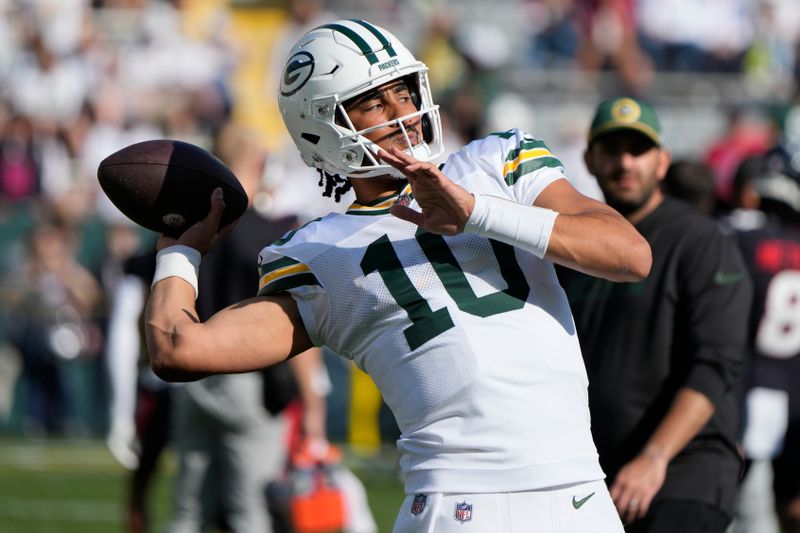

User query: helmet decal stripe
[350,19,397,58]
[319,23,379,64]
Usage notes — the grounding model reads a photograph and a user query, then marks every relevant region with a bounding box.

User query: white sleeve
[105,275,145,431]
[458,128,566,205]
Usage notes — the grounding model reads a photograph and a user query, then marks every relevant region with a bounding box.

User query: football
[97,140,248,238]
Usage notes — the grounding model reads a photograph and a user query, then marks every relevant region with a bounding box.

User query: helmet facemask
[324,71,442,179]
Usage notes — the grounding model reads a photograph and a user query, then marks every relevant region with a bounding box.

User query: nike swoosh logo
[572,492,595,509]
[714,271,745,285]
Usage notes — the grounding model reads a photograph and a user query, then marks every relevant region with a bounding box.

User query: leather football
[98,139,248,238]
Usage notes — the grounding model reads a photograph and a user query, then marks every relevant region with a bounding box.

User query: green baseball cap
[588,97,662,146]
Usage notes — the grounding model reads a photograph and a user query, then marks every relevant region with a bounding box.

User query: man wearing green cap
[557,97,753,532]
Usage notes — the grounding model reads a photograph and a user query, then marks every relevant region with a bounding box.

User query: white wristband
[152,245,202,300]
[463,194,558,258]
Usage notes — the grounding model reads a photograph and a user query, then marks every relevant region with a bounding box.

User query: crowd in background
[0,0,799,531]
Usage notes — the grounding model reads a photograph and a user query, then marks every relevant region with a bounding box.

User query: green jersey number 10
[361,231,530,350]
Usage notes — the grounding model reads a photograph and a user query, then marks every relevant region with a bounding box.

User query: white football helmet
[278,19,443,179]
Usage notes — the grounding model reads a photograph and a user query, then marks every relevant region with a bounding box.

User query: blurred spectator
[421,17,514,146]
[725,146,800,533]
[417,8,516,145]
[574,0,653,95]
[460,26,513,137]
[697,0,756,72]
[0,113,40,202]
[0,340,23,425]
[267,0,337,97]
[78,82,163,223]
[20,0,93,59]
[442,81,487,147]
[2,217,102,436]
[545,102,606,201]
[100,217,146,466]
[744,0,800,91]
[453,21,512,77]
[6,30,94,130]
[638,0,755,73]
[416,12,482,147]
[105,244,172,533]
[662,159,717,214]
[96,0,236,150]
[0,3,17,82]
[704,106,776,209]
[523,0,580,69]
[417,11,469,97]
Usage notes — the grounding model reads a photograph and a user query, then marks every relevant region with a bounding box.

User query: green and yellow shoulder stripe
[489,129,563,186]
[257,255,321,296]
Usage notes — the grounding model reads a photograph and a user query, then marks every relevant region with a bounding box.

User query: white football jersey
[257,129,604,493]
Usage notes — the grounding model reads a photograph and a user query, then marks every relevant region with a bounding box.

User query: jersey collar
[346,181,414,216]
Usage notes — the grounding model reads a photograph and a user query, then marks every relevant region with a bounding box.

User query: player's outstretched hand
[380,146,474,235]
[156,187,238,254]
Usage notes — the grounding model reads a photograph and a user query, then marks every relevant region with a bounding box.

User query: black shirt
[557,197,752,514]
[197,209,297,321]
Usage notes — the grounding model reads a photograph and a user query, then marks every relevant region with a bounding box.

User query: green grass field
[0,438,403,532]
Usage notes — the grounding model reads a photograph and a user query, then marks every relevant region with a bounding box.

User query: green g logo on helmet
[281,51,315,97]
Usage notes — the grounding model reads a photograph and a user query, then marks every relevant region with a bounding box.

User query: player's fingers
[379,148,421,176]
[377,147,417,175]
[377,146,403,168]
[380,147,438,182]
[207,187,226,227]
[390,203,424,226]
[387,145,418,163]
[389,146,436,175]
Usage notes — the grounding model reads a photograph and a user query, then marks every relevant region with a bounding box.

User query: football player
[145,20,651,532]
[727,145,800,533]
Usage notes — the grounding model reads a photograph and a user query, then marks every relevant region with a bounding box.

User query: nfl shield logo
[411,494,427,515]
[454,501,472,522]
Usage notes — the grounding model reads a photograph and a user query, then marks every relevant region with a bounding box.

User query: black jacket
[557,197,752,515]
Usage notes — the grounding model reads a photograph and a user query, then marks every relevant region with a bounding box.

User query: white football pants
[393,479,623,533]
